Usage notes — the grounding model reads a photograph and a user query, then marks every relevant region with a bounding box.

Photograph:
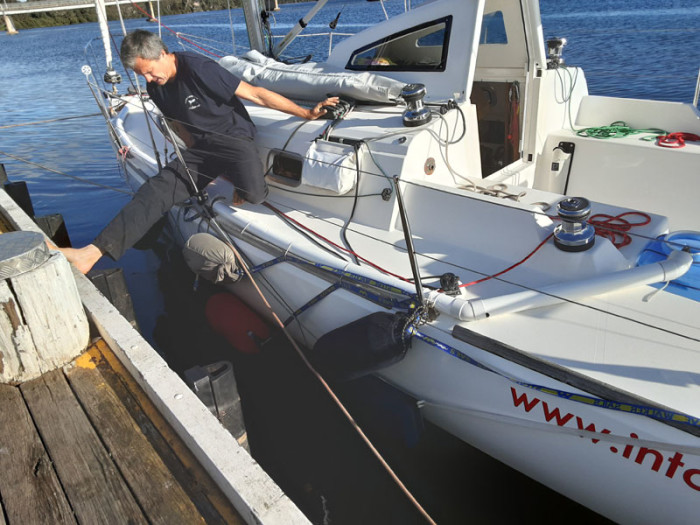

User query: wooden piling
[0,231,88,384]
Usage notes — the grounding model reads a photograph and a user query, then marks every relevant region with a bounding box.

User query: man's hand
[308,96,340,120]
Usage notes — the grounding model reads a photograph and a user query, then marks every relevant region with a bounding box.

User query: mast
[242,0,268,54]
[94,0,113,69]
[94,0,121,91]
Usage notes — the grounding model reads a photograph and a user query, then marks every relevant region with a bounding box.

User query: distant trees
[4,0,247,30]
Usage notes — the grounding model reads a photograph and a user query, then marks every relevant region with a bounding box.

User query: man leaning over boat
[54,29,338,275]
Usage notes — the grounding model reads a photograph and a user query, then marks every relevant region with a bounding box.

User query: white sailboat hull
[93,0,700,521]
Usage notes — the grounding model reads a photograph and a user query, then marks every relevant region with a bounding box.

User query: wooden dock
[0,185,309,524]
[0,340,243,524]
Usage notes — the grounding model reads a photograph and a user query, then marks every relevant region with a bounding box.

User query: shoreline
[2,0,308,31]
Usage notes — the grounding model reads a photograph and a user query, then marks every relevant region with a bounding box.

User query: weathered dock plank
[20,369,147,524]
[0,384,76,524]
[92,340,245,524]
[65,346,211,525]
[0,186,309,524]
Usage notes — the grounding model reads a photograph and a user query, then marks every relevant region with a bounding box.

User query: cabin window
[480,11,507,44]
[267,149,303,186]
[346,16,452,72]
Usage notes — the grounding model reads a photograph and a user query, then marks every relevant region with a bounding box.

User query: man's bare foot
[49,243,104,275]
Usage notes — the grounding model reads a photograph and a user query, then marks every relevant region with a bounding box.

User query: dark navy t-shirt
[147,52,256,143]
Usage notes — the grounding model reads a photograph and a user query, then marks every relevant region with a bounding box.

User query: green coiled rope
[576,120,667,141]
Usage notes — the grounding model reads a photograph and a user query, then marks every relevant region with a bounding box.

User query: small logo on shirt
[184,95,201,110]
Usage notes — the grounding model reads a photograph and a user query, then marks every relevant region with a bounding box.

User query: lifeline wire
[0,113,101,130]
[0,150,133,196]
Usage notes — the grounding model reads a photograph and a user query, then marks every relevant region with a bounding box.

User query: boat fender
[308,311,411,382]
[205,293,270,354]
[182,232,241,284]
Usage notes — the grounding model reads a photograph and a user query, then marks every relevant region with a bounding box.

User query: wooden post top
[0,231,50,279]
[0,231,89,384]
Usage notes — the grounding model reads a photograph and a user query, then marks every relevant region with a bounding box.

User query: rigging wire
[226,0,237,53]
[0,113,102,130]
[124,0,222,59]
[172,32,233,57]
[152,117,438,525]
[222,223,437,524]
[113,0,128,37]
[0,149,133,196]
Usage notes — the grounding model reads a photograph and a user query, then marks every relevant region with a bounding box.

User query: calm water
[1,1,698,522]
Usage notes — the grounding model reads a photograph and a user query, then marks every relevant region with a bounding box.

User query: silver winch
[401,83,431,127]
[546,37,567,69]
[553,197,596,252]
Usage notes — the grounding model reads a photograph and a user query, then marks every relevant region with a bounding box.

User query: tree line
[2,0,302,30]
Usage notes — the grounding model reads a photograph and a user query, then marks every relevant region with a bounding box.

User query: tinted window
[347,17,452,72]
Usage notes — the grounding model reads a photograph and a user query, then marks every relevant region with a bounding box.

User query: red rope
[459,233,554,289]
[263,203,413,282]
[264,203,651,292]
[656,132,700,148]
[589,211,650,248]
[126,1,222,59]
[457,210,651,289]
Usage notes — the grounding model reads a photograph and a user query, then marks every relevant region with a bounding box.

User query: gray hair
[120,30,169,69]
